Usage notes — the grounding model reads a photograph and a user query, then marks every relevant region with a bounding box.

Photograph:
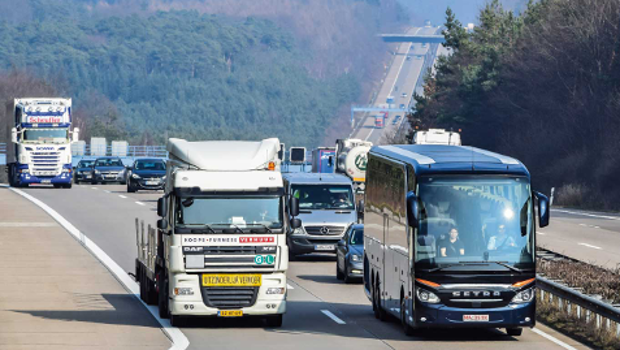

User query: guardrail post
[577,305,581,319]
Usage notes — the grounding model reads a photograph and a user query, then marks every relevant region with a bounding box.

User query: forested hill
[0,8,360,146]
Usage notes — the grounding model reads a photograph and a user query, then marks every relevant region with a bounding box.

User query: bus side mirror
[291,218,302,229]
[72,128,80,143]
[290,197,299,217]
[11,128,17,143]
[406,191,419,228]
[157,197,167,218]
[535,191,550,228]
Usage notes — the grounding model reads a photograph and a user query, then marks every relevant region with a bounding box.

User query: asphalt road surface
[19,183,589,350]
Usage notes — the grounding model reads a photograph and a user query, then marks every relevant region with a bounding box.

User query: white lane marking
[552,209,620,221]
[578,223,587,227]
[104,190,111,194]
[365,128,374,141]
[91,187,98,190]
[7,186,189,350]
[287,284,295,290]
[578,242,602,250]
[119,195,127,199]
[538,231,545,235]
[135,201,146,206]
[321,310,346,325]
[531,327,578,350]
[0,222,57,227]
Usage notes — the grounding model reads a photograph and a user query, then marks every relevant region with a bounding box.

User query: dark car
[336,224,364,283]
[127,158,166,192]
[91,157,127,185]
[74,159,94,184]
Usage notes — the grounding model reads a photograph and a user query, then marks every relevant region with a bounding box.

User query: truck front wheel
[265,314,283,327]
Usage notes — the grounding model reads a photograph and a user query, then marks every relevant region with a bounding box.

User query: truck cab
[137,138,301,327]
[8,98,78,188]
[283,173,357,257]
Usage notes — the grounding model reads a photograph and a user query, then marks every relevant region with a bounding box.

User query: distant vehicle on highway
[375,115,384,128]
[401,92,407,98]
[284,173,356,258]
[413,128,461,145]
[91,156,126,185]
[393,115,401,125]
[126,158,166,192]
[336,224,364,283]
[406,55,412,61]
[386,96,395,104]
[74,159,94,184]
[399,104,406,109]
[416,55,423,60]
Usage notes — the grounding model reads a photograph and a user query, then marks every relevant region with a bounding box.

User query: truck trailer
[135,138,302,327]
[7,98,78,188]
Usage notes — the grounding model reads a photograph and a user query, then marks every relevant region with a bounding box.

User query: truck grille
[30,151,61,175]
[305,225,345,236]
[187,246,276,270]
[201,287,259,309]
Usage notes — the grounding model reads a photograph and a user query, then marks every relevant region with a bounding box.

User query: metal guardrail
[538,275,620,334]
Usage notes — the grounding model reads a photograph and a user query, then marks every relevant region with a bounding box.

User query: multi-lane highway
[540,209,620,269]
[13,183,588,350]
[352,26,440,145]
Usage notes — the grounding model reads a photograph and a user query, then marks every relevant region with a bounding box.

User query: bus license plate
[463,315,489,322]
[218,310,243,317]
[315,244,334,251]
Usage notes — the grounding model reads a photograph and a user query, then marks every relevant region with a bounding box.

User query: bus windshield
[415,176,534,270]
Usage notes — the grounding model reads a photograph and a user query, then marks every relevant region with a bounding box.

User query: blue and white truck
[7,98,78,188]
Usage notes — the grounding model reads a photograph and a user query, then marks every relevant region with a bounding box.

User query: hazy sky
[399,0,527,26]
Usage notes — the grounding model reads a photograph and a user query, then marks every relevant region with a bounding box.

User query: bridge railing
[72,144,168,158]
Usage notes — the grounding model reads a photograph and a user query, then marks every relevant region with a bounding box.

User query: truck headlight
[132,173,141,179]
[266,287,286,295]
[511,287,535,304]
[416,288,440,304]
[351,254,362,262]
[174,287,194,296]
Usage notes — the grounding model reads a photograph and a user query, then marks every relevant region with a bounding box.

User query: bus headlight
[511,287,535,304]
[416,288,440,304]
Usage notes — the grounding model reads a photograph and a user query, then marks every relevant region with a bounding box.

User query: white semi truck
[135,138,301,327]
[7,98,78,188]
[412,128,461,145]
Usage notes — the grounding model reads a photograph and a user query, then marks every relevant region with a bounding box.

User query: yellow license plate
[202,274,262,287]
[218,310,243,317]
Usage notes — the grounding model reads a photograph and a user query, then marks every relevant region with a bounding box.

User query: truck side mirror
[72,128,80,143]
[535,191,550,228]
[291,218,302,229]
[157,218,168,230]
[11,128,17,143]
[157,197,167,218]
[406,191,419,228]
[290,197,299,217]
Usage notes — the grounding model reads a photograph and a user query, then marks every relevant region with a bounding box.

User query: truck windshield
[176,197,283,231]
[22,129,68,143]
[415,176,534,270]
[292,184,354,210]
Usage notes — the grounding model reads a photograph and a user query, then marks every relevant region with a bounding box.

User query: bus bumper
[414,301,535,328]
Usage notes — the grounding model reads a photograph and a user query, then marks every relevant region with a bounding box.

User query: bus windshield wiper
[464,261,524,273]
[426,263,467,272]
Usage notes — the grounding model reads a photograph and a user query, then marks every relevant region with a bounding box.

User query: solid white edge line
[5,186,189,350]
[531,327,578,350]
[136,201,146,206]
[321,310,346,325]
[91,187,98,190]
[119,195,127,199]
[552,209,620,221]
